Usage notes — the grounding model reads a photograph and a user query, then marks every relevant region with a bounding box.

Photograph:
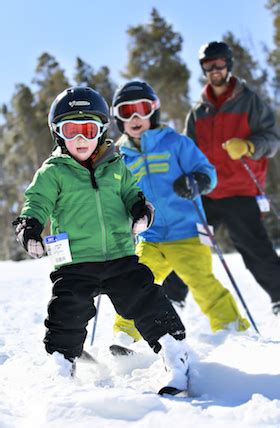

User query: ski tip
[79,350,98,364]
[109,344,135,356]
[158,386,188,397]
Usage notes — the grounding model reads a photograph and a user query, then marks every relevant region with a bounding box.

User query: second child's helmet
[112,81,160,133]
[48,86,110,148]
[198,41,233,72]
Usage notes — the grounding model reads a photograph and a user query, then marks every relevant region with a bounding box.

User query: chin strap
[225,71,232,83]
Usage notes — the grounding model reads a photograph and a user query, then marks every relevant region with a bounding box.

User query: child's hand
[173,172,211,199]
[12,217,45,258]
[132,216,149,234]
[131,196,154,234]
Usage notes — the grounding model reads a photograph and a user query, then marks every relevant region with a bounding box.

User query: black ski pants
[202,196,280,303]
[162,271,188,303]
[44,255,185,359]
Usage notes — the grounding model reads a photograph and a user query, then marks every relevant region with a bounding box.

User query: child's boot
[50,351,76,377]
[158,334,189,394]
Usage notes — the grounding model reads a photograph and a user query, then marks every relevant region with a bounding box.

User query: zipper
[95,190,107,259]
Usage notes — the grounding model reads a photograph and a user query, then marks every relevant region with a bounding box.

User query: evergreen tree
[222,32,268,97]
[123,8,190,130]
[0,124,12,259]
[74,58,116,105]
[0,84,43,260]
[266,0,280,110]
[33,52,70,161]
[223,32,268,98]
[0,53,69,260]
[263,0,280,246]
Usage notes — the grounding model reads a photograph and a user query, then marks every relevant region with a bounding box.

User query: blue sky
[0,0,274,106]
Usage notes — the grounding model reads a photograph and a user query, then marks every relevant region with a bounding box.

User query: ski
[158,386,188,397]
[109,344,135,356]
[79,350,98,364]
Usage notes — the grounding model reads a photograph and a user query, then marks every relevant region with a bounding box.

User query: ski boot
[158,334,189,396]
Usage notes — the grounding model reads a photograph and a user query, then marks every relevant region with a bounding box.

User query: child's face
[65,136,99,161]
[123,116,151,140]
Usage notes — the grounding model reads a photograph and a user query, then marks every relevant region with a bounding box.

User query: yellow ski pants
[114,237,250,339]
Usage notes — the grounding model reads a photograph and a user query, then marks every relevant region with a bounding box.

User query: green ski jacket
[21,144,142,265]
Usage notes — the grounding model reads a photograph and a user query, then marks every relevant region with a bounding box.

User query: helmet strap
[225,71,232,83]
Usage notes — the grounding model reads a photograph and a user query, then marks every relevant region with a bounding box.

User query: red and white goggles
[112,98,160,122]
[53,120,109,142]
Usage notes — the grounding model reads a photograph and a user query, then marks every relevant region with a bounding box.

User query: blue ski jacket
[118,126,217,242]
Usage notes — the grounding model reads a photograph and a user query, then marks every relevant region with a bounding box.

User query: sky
[0,0,274,107]
[1,253,280,427]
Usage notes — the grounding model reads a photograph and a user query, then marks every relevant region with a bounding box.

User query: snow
[1,253,280,428]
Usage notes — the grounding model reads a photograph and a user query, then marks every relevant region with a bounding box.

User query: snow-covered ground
[1,253,280,428]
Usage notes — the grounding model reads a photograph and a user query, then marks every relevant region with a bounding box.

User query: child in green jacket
[13,86,189,394]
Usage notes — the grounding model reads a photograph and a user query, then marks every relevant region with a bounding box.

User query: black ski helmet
[112,80,160,133]
[48,86,110,147]
[198,41,233,72]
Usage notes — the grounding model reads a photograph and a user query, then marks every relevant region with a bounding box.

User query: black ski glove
[173,172,211,200]
[131,194,154,233]
[12,216,45,258]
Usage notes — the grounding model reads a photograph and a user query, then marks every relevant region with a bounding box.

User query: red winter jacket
[185,77,280,199]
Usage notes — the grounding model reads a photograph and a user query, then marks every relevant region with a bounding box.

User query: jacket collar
[201,76,246,108]
[116,124,171,153]
[50,140,117,168]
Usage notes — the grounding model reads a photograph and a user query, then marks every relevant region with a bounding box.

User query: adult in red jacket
[185,41,280,316]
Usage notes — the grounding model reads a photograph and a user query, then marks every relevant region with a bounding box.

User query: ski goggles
[112,98,160,122]
[53,120,109,142]
[202,58,227,72]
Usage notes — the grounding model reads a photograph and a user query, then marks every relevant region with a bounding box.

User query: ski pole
[90,295,101,346]
[241,157,280,221]
[192,199,260,334]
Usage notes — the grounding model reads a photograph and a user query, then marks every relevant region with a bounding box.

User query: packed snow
[1,252,280,428]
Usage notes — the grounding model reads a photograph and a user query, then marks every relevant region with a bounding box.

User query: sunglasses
[202,58,227,72]
[53,120,109,142]
[112,98,160,122]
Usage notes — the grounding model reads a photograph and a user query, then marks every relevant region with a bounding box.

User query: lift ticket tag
[196,223,214,247]
[256,195,270,213]
[43,233,72,266]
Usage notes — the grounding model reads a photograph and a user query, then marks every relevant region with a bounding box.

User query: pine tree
[74,58,116,105]
[263,0,280,246]
[266,0,280,111]
[223,32,269,99]
[0,85,42,260]
[123,8,190,131]
[0,53,69,260]
[33,53,70,161]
